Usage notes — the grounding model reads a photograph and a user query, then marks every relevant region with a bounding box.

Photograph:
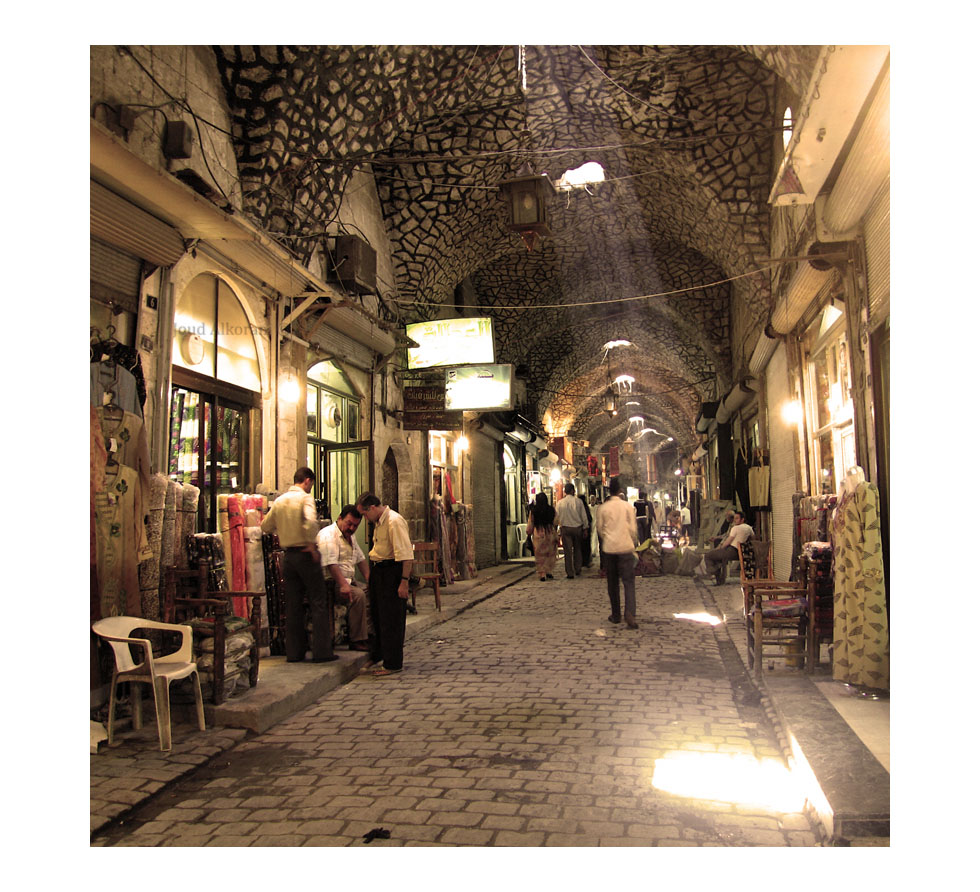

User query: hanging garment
[91,341,148,410]
[97,407,152,523]
[735,445,753,524]
[831,482,889,690]
[748,464,771,510]
[90,361,142,417]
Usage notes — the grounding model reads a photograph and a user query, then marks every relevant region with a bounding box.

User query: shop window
[168,383,259,532]
[804,308,855,496]
[307,360,366,521]
[168,274,262,531]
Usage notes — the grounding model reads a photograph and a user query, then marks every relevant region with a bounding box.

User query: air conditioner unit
[329,235,377,294]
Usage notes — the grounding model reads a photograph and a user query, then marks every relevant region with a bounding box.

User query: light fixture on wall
[280,371,300,404]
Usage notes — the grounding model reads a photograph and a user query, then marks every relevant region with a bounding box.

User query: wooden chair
[737,540,813,677]
[163,565,265,705]
[411,542,442,612]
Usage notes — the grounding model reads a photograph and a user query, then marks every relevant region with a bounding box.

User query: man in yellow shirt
[261,468,336,663]
[356,491,413,677]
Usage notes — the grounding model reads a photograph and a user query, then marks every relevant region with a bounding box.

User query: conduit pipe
[715,377,758,425]
[769,261,834,335]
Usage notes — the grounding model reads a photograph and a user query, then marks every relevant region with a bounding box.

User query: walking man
[316,505,371,652]
[261,467,336,662]
[356,492,413,677]
[596,476,639,628]
[556,482,590,579]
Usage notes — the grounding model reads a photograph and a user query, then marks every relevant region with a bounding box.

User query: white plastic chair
[92,616,206,751]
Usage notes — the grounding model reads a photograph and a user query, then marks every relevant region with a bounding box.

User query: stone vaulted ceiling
[213,44,820,456]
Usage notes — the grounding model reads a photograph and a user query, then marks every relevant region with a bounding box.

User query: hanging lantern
[498,162,557,251]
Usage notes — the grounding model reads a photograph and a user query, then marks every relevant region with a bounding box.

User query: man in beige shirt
[356,491,413,677]
[261,467,336,662]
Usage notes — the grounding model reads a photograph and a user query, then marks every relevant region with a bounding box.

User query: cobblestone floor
[91,571,823,847]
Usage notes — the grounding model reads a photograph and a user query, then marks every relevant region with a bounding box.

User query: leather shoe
[349,641,370,652]
[608,614,621,624]
[625,613,638,629]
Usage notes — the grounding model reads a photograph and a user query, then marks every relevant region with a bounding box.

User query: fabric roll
[176,483,200,568]
[159,481,179,576]
[228,493,247,595]
[139,474,169,620]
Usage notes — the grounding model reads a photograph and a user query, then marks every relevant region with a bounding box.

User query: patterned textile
[531,528,558,577]
[176,483,199,568]
[227,494,248,616]
[831,483,889,690]
[262,533,287,656]
[187,533,230,595]
[138,473,169,621]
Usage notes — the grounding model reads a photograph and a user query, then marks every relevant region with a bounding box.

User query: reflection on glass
[216,280,261,393]
[321,392,340,443]
[817,433,835,494]
[307,385,318,434]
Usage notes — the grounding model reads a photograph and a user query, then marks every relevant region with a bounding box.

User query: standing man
[680,502,693,545]
[316,505,371,652]
[699,510,754,586]
[596,476,639,629]
[556,483,590,579]
[261,467,336,663]
[356,492,413,677]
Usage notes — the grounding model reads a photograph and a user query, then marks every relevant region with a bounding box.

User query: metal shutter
[864,177,890,329]
[471,430,500,569]
[766,343,797,580]
[90,237,142,313]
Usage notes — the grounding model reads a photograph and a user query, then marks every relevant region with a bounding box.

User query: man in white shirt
[316,505,371,652]
[595,476,640,629]
[556,483,590,579]
[680,503,693,544]
[260,467,336,662]
[700,511,754,585]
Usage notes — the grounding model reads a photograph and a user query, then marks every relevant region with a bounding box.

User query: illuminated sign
[406,317,495,369]
[445,364,514,411]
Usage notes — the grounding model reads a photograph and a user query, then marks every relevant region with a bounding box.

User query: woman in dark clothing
[527,492,558,580]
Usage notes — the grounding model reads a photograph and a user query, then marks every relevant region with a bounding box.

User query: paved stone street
[92,570,822,847]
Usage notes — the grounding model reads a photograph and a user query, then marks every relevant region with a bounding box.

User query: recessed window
[556,161,606,191]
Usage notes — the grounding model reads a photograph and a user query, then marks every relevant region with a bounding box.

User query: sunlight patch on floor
[652,750,806,812]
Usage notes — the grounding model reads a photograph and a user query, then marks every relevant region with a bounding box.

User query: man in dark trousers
[356,492,414,677]
[261,467,336,662]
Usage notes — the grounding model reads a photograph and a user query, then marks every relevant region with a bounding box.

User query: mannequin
[843,465,866,494]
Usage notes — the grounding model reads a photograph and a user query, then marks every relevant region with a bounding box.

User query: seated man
[698,510,754,586]
[315,504,371,652]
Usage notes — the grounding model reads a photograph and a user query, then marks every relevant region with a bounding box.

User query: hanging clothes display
[830,473,889,691]
[91,332,153,621]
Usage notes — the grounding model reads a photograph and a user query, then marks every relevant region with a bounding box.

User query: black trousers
[282,549,333,661]
[368,561,407,671]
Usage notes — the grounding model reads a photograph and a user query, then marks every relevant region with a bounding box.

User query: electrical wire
[396,266,767,311]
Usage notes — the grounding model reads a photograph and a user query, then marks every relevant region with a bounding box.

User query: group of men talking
[260,467,413,678]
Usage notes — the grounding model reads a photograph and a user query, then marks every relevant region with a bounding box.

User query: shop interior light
[781,399,803,426]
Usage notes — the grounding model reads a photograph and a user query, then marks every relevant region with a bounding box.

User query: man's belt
[371,559,398,567]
